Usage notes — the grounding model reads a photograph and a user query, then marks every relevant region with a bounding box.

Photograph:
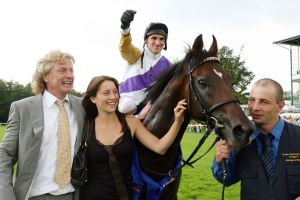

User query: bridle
[187,56,238,129]
[186,56,238,200]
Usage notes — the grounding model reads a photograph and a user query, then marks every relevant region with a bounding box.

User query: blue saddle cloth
[131,145,182,200]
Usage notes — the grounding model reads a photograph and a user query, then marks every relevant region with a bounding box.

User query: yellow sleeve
[119,34,141,65]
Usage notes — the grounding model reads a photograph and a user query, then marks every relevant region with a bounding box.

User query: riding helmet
[144,22,168,50]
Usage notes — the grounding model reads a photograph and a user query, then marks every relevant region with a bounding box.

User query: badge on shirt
[282,152,300,164]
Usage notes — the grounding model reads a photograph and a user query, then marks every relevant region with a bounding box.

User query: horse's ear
[208,35,218,56]
[192,34,203,58]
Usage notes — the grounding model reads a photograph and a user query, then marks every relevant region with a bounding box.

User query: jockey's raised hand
[120,10,136,29]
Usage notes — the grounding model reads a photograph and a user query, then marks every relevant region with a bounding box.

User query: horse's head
[186,34,254,148]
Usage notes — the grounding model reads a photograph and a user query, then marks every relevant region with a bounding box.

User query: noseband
[188,56,238,130]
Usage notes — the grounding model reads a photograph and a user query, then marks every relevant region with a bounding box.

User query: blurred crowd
[280,113,300,125]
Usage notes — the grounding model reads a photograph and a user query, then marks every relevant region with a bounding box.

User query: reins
[171,125,220,174]
[140,126,220,186]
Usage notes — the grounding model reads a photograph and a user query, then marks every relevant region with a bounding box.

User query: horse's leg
[159,171,181,200]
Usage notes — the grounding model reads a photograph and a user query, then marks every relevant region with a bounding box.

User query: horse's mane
[140,46,214,108]
[140,49,192,107]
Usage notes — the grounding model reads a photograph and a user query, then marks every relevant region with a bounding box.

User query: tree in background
[0,80,8,123]
[70,89,83,97]
[283,91,291,101]
[218,46,255,104]
[0,80,34,122]
[0,79,82,123]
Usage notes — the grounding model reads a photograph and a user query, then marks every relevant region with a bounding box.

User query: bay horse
[133,34,254,200]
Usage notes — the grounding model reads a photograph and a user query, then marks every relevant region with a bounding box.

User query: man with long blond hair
[0,50,84,200]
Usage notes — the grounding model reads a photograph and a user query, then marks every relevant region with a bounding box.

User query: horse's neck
[141,85,190,174]
[144,81,188,139]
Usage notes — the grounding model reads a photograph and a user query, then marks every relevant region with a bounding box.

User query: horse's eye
[197,79,207,87]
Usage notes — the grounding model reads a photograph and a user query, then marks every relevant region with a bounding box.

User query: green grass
[0,126,5,141]
[178,131,240,200]
[0,127,240,199]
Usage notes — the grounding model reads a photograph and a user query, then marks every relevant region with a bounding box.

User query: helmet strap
[141,45,145,69]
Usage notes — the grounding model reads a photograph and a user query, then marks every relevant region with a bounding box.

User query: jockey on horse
[118,9,171,119]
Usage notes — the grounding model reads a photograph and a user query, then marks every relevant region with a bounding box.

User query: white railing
[187,124,205,133]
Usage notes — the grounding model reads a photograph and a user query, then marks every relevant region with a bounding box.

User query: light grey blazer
[0,94,85,200]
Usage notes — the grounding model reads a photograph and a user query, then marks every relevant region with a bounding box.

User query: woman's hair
[82,75,128,130]
[31,50,75,94]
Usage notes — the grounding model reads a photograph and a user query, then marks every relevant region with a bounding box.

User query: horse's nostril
[233,125,249,138]
[232,125,253,147]
[233,125,243,136]
[232,124,253,146]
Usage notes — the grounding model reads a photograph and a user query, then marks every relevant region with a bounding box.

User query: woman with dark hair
[80,75,186,200]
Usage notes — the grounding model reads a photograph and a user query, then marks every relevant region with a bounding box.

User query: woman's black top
[81,122,134,200]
